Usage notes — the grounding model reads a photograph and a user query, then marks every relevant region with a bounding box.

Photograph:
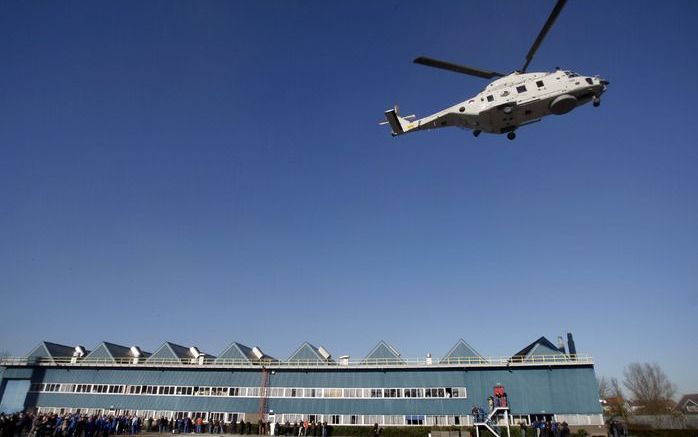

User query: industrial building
[0,335,602,428]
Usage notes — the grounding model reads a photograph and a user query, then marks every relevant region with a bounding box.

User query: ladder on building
[258,367,269,423]
[474,407,511,437]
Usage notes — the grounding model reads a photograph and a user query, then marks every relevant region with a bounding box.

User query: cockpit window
[585,78,593,84]
[564,71,579,78]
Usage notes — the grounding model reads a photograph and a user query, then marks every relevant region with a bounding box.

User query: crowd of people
[471,389,509,423]
[607,419,628,437]
[523,419,570,437]
[0,412,336,437]
[0,411,164,437]
[265,421,331,436]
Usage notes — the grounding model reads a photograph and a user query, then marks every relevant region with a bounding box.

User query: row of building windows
[30,384,467,399]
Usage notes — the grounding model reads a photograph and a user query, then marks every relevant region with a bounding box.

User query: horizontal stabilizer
[383,106,413,136]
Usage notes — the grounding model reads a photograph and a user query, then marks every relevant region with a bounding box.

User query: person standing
[520,421,528,437]
[560,422,569,437]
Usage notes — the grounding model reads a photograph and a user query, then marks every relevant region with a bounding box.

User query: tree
[598,376,610,399]
[623,362,676,414]
[600,376,628,419]
[610,377,624,399]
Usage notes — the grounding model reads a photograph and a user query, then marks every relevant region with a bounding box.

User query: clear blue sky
[1,1,697,394]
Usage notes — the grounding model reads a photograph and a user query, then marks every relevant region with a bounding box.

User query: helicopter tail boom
[383,106,414,136]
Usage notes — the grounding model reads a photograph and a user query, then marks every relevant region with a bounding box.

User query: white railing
[0,354,592,368]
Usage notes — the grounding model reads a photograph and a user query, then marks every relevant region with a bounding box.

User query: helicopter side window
[486,95,494,102]
[536,80,544,88]
[585,78,593,85]
[516,85,527,93]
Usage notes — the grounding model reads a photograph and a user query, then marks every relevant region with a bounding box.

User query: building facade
[0,336,603,427]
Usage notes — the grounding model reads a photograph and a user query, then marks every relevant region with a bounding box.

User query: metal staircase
[474,406,511,437]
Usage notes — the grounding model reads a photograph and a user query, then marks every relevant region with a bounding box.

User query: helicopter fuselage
[392,69,608,137]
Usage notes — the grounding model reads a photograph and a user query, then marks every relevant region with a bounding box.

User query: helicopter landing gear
[473,129,481,137]
[593,96,601,107]
[507,131,516,140]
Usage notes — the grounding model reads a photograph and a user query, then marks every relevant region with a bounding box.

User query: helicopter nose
[600,79,610,86]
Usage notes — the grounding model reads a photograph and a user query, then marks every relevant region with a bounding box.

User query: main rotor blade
[521,0,568,72]
[414,56,505,79]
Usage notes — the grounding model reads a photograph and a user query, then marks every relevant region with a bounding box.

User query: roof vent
[189,347,201,358]
[566,332,577,356]
[130,346,142,358]
[73,346,86,358]
[339,355,350,366]
[252,347,264,360]
[318,346,331,361]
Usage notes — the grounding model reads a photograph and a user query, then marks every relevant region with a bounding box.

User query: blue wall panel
[11,364,601,416]
[3,368,34,379]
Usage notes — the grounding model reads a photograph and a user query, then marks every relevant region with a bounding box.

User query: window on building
[384,388,401,398]
[325,388,342,398]
[344,388,361,398]
[370,388,383,398]
[330,415,340,425]
[406,415,425,425]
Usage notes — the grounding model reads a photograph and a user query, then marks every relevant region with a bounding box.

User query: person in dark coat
[560,422,569,437]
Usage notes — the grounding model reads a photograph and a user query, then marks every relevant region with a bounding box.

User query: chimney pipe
[567,333,577,357]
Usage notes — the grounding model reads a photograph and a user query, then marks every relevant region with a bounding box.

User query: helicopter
[380,0,609,140]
